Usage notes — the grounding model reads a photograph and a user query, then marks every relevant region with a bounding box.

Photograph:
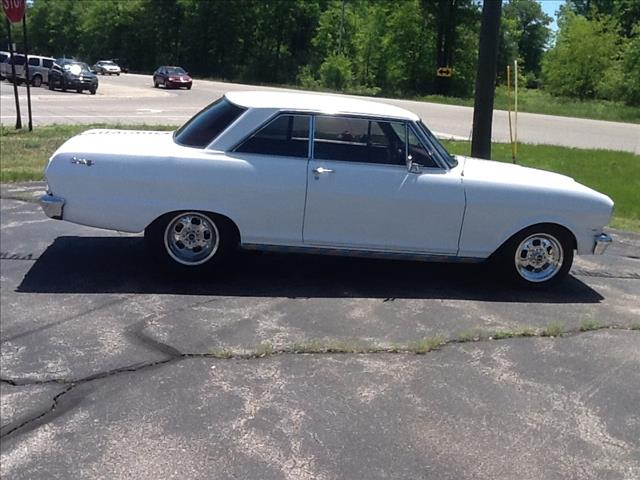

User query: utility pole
[470,0,502,159]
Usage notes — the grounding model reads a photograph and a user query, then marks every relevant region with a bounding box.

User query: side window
[407,128,438,168]
[42,59,53,68]
[174,98,246,148]
[28,57,40,67]
[235,115,310,157]
[314,116,406,166]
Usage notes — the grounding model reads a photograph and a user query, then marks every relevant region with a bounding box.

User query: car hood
[460,156,583,192]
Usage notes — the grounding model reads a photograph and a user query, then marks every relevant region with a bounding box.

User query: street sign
[2,0,26,23]
[437,67,452,78]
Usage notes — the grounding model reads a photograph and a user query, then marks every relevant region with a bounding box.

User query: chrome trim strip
[241,243,483,263]
[593,233,612,255]
[39,194,65,220]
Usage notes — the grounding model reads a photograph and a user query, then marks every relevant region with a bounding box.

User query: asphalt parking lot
[1,183,639,479]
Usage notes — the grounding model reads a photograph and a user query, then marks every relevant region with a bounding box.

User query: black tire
[495,224,574,287]
[164,79,170,89]
[153,79,158,88]
[144,211,236,274]
[76,88,82,93]
[32,75,42,87]
[186,85,192,90]
[90,87,97,95]
[48,81,54,90]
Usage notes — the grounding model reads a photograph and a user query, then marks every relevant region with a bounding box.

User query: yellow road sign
[437,67,452,77]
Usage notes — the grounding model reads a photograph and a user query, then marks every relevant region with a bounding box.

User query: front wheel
[145,211,235,274]
[498,225,574,286]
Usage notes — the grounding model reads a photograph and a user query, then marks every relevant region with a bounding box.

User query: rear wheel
[145,211,235,274]
[32,75,42,87]
[498,225,574,286]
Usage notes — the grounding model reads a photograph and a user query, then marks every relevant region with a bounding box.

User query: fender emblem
[71,156,94,166]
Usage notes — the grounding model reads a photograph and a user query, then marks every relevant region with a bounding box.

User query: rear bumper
[39,194,65,220]
[593,233,612,255]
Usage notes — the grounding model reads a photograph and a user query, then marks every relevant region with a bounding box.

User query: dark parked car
[153,66,192,89]
[48,59,98,94]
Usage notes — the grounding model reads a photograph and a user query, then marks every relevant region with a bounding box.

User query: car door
[303,115,465,255]
[226,113,311,245]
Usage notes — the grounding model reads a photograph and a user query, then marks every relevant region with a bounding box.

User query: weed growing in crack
[255,342,274,357]
[457,330,476,342]
[410,336,445,354]
[580,319,600,332]
[541,322,564,337]
[209,348,233,359]
[491,330,515,340]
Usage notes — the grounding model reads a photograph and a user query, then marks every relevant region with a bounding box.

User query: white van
[0,53,24,82]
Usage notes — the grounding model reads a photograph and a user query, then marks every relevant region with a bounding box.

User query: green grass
[541,322,564,337]
[442,140,640,231]
[1,124,638,231]
[0,124,175,183]
[421,86,640,124]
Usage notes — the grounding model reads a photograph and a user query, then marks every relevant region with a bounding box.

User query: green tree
[501,0,551,80]
[542,12,620,99]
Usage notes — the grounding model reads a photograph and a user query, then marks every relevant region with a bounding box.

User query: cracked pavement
[1,189,639,479]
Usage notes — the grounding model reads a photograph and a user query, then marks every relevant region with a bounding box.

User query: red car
[153,66,192,89]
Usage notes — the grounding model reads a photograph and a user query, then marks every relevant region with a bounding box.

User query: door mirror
[407,154,422,174]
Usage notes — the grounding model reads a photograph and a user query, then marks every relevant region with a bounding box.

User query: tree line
[2,0,639,106]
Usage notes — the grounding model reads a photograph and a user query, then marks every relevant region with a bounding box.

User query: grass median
[420,86,640,124]
[1,124,638,231]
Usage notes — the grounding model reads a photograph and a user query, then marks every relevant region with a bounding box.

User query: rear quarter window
[43,59,53,68]
[174,98,246,148]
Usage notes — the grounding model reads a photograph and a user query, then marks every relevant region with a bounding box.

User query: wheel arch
[490,222,577,259]
[145,209,241,247]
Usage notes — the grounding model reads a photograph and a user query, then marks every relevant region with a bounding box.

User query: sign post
[2,0,28,130]
[22,8,32,130]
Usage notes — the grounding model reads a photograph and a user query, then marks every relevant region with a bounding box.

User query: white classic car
[40,91,613,285]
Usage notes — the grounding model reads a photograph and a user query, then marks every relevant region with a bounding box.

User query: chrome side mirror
[408,159,422,174]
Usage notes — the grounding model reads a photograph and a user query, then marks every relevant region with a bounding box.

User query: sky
[538,0,565,31]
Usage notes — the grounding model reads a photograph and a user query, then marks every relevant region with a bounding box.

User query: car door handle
[312,167,334,174]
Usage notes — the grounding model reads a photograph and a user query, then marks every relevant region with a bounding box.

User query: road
[1,185,639,479]
[1,74,639,153]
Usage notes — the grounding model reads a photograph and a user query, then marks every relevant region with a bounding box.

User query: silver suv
[0,53,24,82]
[17,55,56,86]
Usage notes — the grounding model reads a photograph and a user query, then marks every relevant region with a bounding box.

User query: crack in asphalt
[1,324,638,440]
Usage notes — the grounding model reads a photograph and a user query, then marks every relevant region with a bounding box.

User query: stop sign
[2,0,26,23]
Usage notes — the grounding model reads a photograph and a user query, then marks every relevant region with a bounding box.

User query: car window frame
[232,113,312,159]
[228,111,451,171]
[311,114,446,171]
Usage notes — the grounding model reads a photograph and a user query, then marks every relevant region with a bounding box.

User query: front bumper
[593,233,612,255]
[39,194,65,220]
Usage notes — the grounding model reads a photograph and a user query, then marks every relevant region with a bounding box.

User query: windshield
[417,121,458,168]
[167,67,186,75]
[63,62,91,73]
[102,61,115,66]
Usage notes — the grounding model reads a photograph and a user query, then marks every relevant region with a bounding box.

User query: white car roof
[225,91,419,121]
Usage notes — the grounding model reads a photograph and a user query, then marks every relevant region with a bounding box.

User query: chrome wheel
[514,233,564,283]
[163,212,219,266]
